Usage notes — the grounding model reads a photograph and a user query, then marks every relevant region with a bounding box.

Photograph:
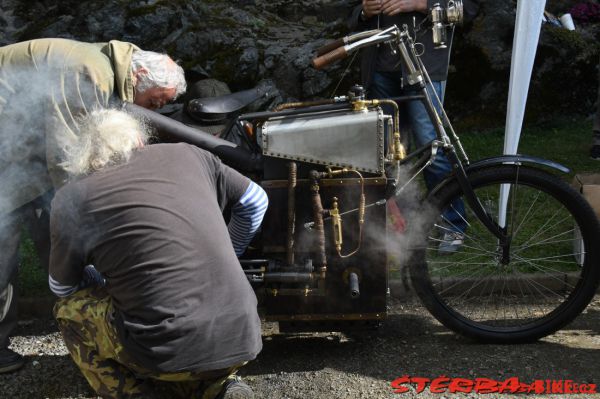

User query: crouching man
[48,109,268,399]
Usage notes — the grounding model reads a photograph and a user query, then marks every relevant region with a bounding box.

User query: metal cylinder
[446,0,464,24]
[430,4,447,49]
[310,171,327,278]
[287,162,297,266]
[122,102,262,172]
[432,23,447,49]
[349,272,360,298]
[263,272,314,284]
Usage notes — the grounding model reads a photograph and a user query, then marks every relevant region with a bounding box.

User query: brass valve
[393,132,407,160]
[331,197,343,252]
[326,167,349,178]
[351,99,380,112]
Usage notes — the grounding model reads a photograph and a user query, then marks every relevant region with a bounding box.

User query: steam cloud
[0,61,110,287]
[382,164,439,294]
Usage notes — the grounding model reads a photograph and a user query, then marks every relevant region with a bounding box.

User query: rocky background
[0,0,599,129]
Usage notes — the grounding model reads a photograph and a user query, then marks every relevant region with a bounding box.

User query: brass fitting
[351,99,379,112]
[326,167,349,178]
[393,132,407,161]
[378,99,406,161]
[331,197,343,253]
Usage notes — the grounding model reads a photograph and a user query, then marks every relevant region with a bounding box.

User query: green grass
[427,183,581,277]
[18,231,51,296]
[420,117,599,278]
[392,116,599,278]
[17,116,599,296]
[457,117,599,177]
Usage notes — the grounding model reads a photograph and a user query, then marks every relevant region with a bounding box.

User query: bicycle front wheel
[409,165,600,343]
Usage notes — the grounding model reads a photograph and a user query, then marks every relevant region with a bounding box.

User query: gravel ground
[2,295,600,399]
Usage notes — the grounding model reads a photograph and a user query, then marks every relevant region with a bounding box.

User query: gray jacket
[0,39,138,215]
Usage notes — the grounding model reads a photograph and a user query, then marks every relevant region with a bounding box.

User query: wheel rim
[423,172,588,332]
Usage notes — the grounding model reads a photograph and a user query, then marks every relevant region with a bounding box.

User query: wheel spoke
[415,165,599,341]
[514,233,576,253]
[517,211,573,250]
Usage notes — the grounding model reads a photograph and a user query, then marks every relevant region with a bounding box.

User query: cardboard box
[572,174,600,265]
[573,174,600,220]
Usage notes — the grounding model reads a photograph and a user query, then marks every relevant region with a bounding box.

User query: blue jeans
[370,71,466,233]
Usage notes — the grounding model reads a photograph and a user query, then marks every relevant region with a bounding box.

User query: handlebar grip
[316,39,345,56]
[311,47,348,70]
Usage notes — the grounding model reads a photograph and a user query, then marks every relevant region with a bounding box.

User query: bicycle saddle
[186,87,268,123]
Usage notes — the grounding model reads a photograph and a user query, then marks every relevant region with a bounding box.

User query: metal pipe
[287,162,297,266]
[315,29,381,56]
[378,99,405,161]
[263,272,314,284]
[274,99,337,112]
[349,272,360,298]
[238,103,352,121]
[239,259,270,266]
[122,102,263,172]
[325,169,365,259]
[344,25,399,54]
[310,170,327,280]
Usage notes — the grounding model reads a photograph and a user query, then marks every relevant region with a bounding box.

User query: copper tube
[328,169,366,259]
[287,162,297,266]
[309,170,327,279]
[274,99,337,112]
[377,99,406,161]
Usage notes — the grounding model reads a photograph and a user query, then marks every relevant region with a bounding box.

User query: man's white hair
[131,50,187,97]
[62,109,150,176]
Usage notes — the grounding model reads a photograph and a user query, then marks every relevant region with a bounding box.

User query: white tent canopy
[504,0,548,155]
[499,0,547,227]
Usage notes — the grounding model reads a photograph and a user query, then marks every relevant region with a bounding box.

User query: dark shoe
[591,145,600,161]
[0,348,25,373]
[216,375,254,399]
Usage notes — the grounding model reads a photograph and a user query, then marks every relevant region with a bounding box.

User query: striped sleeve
[48,274,79,297]
[228,181,268,257]
[49,265,106,297]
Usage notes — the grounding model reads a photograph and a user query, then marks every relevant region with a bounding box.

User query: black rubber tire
[409,165,600,343]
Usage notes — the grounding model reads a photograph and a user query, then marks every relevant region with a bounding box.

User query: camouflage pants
[54,288,240,399]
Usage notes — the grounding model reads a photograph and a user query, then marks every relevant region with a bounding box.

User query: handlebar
[315,30,382,56]
[312,1,465,69]
[312,47,348,70]
[311,26,400,70]
[315,39,345,57]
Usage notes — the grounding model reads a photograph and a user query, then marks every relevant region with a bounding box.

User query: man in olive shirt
[0,38,186,373]
[49,109,267,398]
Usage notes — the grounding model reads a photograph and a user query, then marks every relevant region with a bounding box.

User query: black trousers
[594,54,600,144]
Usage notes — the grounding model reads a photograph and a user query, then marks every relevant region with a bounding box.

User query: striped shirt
[228,181,268,256]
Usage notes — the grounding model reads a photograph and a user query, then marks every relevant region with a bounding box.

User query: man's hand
[381,0,428,16]
[78,265,106,290]
[362,0,382,19]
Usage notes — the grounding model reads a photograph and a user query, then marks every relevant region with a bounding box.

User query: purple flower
[569,2,600,23]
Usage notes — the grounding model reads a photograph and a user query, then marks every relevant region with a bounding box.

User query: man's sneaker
[0,348,25,374]
[591,145,600,161]
[438,231,464,254]
[216,375,254,399]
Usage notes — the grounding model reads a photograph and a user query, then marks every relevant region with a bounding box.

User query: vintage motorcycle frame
[127,7,600,344]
